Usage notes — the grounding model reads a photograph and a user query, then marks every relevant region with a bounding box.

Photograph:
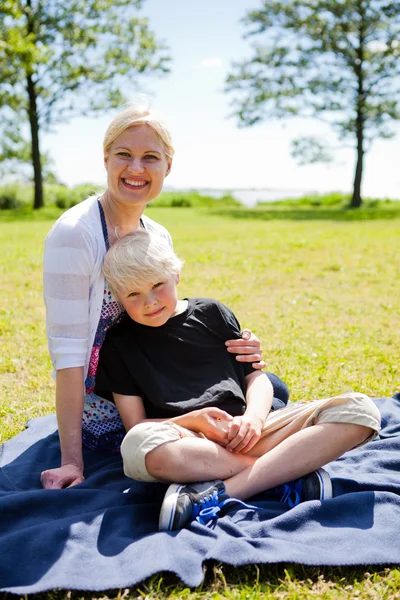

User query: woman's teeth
[124,179,147,187]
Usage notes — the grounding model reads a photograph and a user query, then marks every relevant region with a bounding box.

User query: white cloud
[199,57,223,69]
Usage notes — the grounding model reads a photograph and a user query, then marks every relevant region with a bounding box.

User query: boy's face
[118,274,180,327]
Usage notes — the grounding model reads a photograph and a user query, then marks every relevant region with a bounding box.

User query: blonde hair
[103,100,174,160]
[103,230,183,298]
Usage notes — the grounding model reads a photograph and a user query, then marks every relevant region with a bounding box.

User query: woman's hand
[41,464,85,489]
[185,407,233,445]
[225,329,266,370]
[225,414,263,454]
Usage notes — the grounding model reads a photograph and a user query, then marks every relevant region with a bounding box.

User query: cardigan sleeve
[43,216,98,371]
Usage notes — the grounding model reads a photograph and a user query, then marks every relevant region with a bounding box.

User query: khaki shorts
[120,392,381,483]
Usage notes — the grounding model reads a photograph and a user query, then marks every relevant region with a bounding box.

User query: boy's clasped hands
[182,407,263,454]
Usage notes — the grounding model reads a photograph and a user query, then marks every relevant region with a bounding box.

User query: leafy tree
[226,1,400,207]
[0,0,170,208]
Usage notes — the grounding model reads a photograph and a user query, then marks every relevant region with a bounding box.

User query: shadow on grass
[209,207,400,222]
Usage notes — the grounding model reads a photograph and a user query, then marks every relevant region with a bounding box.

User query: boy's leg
[121,420,255,483]
[224,421,369,501]
[224,391,381,500]
[158,392,381,530]
[145,435,255,483]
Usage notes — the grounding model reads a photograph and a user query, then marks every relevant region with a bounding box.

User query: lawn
[0,206,399,598]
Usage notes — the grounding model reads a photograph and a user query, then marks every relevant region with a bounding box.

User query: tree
[226,1,400,207]
[0,0,170,209]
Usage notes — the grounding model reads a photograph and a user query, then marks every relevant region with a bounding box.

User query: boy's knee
[120,421,183,482]
[316,392,381,447]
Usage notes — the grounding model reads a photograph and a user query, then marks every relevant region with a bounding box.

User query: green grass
[1,206,399,598]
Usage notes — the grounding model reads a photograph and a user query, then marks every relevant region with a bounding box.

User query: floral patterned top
[81,201,141,452]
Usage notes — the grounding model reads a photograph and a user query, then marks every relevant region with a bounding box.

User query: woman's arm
[41,367,85,489]
[42,216,96,487]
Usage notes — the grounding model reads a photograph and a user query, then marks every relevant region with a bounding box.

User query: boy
[95,231,381,531]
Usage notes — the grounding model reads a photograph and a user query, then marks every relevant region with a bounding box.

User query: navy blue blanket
[1,395,399,593]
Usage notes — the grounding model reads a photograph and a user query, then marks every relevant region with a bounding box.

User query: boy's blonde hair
[103,101,174,160]
[103,230,183,299]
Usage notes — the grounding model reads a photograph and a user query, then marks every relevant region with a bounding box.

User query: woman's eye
[117,152,131,157]
[144,155,159,161]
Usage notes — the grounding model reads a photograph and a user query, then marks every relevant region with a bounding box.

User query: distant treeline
[0,183,242,211]
[0,183,398,212]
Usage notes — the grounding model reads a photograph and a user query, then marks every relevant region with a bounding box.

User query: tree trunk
[27,74,43,210]
[350,125,363,208]
[350,2,365,209]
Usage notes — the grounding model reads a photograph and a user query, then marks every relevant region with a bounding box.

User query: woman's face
[104,125,171,208]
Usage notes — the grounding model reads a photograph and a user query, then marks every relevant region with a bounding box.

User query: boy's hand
[188,407,233,445]
[225,329,266,370]
[41,464,85,489]
[225,414,264,454]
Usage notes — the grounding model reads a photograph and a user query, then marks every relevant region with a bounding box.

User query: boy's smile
[119,274,186,327]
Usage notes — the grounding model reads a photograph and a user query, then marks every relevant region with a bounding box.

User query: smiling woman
[40,102,289,491]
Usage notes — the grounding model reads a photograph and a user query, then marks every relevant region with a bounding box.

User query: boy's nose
[145,292,157,306]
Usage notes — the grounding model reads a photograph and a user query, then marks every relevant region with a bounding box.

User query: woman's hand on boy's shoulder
[41,464,85,489]
[225,329,266,369]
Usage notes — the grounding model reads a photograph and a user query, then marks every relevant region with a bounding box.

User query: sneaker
[159,480,259,531]
[264,468,333,508]
[302,467,333,501]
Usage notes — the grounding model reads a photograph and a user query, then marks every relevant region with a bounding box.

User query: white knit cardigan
[43,195,172,379]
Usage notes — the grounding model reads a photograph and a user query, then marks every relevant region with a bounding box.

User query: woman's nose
[128,157,145,173]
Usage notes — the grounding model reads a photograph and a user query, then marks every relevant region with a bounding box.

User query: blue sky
[44,0,400,199]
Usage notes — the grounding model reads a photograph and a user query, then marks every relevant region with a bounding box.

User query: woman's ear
[165,160,172,177]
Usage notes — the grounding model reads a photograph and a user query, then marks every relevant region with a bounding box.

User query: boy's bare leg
[145,422,371,495]
[145,437,255,483]
[224,422,372,500]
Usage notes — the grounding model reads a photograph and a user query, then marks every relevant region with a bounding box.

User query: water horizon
[168,187,318,207]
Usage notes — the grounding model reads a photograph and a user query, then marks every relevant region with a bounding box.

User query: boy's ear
[175,273,180,284]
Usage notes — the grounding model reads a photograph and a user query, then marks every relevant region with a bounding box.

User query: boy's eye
[153,282,165,289]
[127,291,139,298]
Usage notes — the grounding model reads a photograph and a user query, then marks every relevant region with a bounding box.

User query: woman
[41,103,288,489]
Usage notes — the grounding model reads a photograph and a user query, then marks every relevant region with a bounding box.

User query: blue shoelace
[276,479,303,508]
[193,490,260,526]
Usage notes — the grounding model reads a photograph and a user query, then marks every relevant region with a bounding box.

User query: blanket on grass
[0,395,399,593]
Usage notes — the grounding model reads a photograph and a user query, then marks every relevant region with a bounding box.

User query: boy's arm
[113,393,147,432]
[114,392,233,446]
[225,370,273,454]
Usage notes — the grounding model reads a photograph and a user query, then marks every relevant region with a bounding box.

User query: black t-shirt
[95,298,255,418]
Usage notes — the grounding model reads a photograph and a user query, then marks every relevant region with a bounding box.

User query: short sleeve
[214,301,256,377]
[95,335,144,399]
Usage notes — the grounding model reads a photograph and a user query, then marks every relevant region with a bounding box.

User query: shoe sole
[159,483,183,531]
[316,468,333,500]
